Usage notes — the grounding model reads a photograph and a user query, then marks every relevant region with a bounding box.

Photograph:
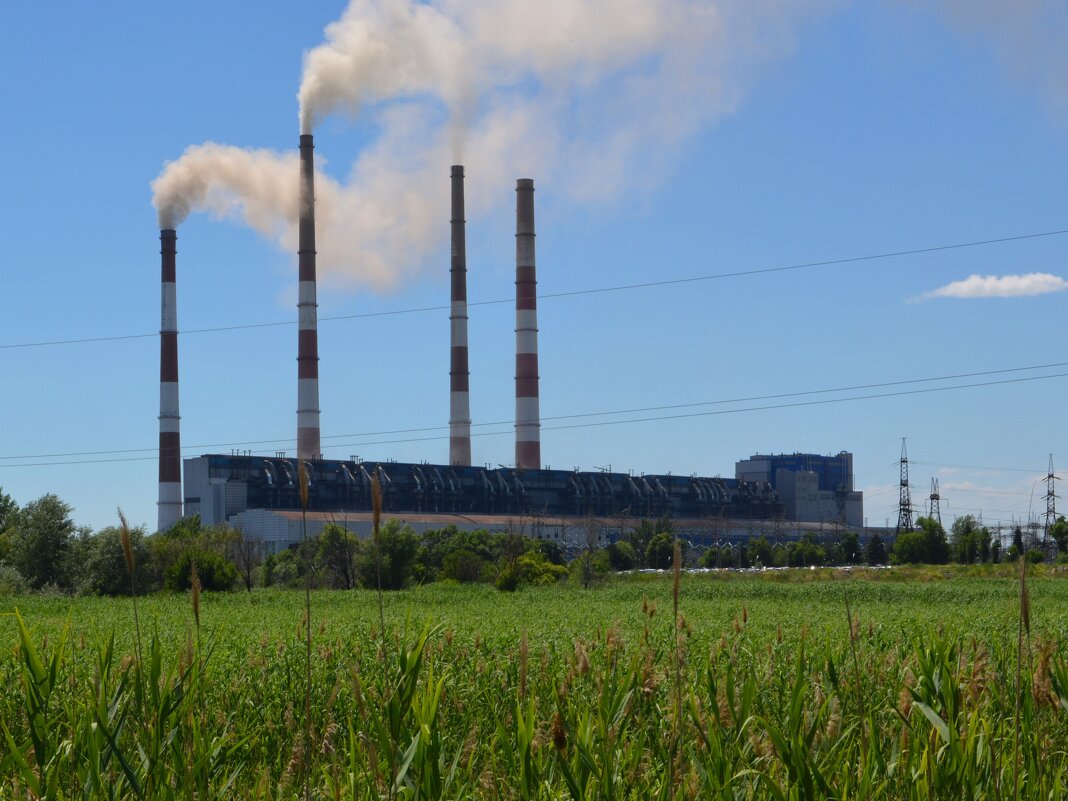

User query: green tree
[440,549,486,583]
[891,531,927,564]
[0,486,17,538]
[10,494,75,589]
[498,550,568,591]
[81,525,152,596]
[317,523,360,589]
[606,540,637,571]
[534,538,566,566]
[164,549,237,592]
[916,516,950,564]
[951,515,991,564]
[787,535,826,568]
[700,545,737,569]
[1050,516,1068,553]
[1007,526,1025,561]
[228,528,266,592]
[838,531,861,565]
[625,517,673,567]
[358,519,419,590]
[645,532,675,569]
[865,533,888,566]
[748,535,774,568]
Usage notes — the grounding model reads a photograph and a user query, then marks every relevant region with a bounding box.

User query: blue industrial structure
[184,453,783,527]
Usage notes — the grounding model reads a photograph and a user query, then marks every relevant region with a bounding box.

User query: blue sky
[1,1,1065,534]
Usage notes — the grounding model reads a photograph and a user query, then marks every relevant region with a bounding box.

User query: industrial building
[184,453,783,551]
[735,452,863,528]
[157,134,861,551]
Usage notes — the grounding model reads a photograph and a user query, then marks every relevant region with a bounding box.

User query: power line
[3,227,1067,350]
[3,368,1065,469]
[3,359,1065,461]
[910,460,1042,475]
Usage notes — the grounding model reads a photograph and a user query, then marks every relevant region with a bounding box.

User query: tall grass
[3,572,1068,798]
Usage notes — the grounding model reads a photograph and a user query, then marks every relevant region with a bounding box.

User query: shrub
[645,532,675,569]
[80,525,152,596]
[357,520,419,590]
[0,564,27,596]
[1026,548,1045,564]
[441,549,486,583]
[496,551,567,592]
[606,541,637,571]
[164,549,237,592]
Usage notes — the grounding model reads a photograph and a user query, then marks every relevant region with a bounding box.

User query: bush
[441,549,486,583]
[80,525,152,596]
[606,541,637,571]
[1026,548,1045,564]
[164,549,238,592]
[699,546,737,569]
[0,564,27,596]
[645,532,675,569]
[357,520,420,590]
[496,551,567,592]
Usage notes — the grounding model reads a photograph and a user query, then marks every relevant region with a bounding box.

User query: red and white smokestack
[157,229,182,531]
[297,134,322,461]
[449,165,472,466]
[514,178,541,470]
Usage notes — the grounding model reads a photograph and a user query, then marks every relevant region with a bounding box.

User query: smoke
[929,1,1068,115]
[155,0,833,291]
[152,144,299,233]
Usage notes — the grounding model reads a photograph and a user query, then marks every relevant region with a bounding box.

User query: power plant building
[183,452,785,551]
[735,452,863,528]
[156,137,862,551]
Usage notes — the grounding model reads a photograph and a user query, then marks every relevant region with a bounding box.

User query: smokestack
[297,134,322,460]
[158,229,182,531]
[449,165,472,466]
[514,178,541,470]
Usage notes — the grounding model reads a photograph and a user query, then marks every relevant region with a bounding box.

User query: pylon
[897,438,913,534]
[928,478,941,526]
[1042,453,1058,551]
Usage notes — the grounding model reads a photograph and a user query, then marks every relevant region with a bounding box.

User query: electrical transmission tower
[1042,453,1059,551]
[928,478,941,526]
[897,438,914,533]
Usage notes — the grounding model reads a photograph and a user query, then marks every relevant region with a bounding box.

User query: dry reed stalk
[117,507,144,687]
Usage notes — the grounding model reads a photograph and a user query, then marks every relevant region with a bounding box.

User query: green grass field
[4,568,1068,798]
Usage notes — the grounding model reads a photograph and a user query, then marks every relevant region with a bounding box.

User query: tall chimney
[297,134,321,460]
[157,229,182,531]
[449,165,472,466]
[514,178,541,470]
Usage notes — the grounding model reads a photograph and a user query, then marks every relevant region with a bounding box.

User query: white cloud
[913,272,1068,301]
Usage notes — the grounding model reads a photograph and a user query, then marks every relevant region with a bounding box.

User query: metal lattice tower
[897,438,914,533]
[928,477,941,526]
[1043,453,1059,549]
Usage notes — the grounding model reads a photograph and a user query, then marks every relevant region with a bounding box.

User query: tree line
[1,486,1066,596]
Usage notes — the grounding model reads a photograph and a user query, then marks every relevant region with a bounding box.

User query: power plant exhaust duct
[449,165,472,466]
[297,134,322,460]
[514,178,541,470]
[157,229,182,531]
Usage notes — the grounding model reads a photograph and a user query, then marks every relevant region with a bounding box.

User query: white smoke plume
[930,1,1068,115]
[154,0,833,291]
